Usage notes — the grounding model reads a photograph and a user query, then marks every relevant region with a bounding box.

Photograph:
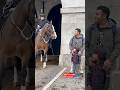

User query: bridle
[10,15,35,40]
[40,23,55,43]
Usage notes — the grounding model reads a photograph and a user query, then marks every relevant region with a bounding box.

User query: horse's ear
[28,0,32,3]
[27,0,34,5]
[50,20,52,24]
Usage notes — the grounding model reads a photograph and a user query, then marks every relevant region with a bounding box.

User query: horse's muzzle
[52,32,57,39]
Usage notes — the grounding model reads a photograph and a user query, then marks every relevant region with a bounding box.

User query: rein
[10,15,34,40]
[38,30,51,44]
[42,37,50,43]
[37,23,52,43]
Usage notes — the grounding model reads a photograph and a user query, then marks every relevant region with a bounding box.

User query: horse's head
[24,0,35,28]
[11,0,35,27]
[43,21,57,40]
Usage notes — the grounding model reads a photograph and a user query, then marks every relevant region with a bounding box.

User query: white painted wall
[61,0,85,8]
[59,0,85,66]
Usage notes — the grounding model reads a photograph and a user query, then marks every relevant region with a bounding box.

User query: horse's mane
[40,22,55,33]
[12,0,27,16]
[0,0,25,32]
[0,0,34,39]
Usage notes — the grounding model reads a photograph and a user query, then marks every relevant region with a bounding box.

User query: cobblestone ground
[35,65,63,90]
[2,67,34,90]
[48,68,85,90]
[35,55,85,90]
[35,65,85,90]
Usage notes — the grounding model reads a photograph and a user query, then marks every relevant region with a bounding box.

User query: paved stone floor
[48,68,85,90]
[35,65,63,90]
[35,65,85,90]
[35,55,85,90]
[2,67,35,90]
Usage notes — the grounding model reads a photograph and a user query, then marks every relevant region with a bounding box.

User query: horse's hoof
[43,65,46,69]
[14,82,20,87]
[26,82,30,87]
[43,62,46,68]
[21,85,26,90]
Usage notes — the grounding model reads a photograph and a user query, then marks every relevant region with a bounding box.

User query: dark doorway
[47,4,62,55]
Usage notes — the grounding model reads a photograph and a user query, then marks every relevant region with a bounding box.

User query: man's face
[74,30,80,36]
[95,10,106,23]
[92,54,99,60]
[39,16,45,20]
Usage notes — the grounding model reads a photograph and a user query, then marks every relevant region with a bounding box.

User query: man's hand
[78,51,82,56]
[86,85,92,90]
[103,59,112,72]
[88,57,96,67]
[71,49,77,54]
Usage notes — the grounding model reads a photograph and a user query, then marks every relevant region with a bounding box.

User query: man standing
[69,28,84,77]
[86,5,120,90]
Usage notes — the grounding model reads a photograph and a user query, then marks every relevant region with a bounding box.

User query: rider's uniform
[36,19,50,32]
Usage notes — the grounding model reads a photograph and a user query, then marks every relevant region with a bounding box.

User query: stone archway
[35,0,61,18]
[47,4,62,55]
[35,0,62,56]
[35,0,85,66]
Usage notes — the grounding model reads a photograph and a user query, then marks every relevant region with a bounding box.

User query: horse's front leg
[0,66,2,90]
[14,65,19,86]
[20,57,29,90]
[0,58,4,90]
[43,51,48,69]
[26,67,30,86]
[45,53,48,62]
[40,50,43,62]
[21,65,27,90]
[13,57,21,87]
[0,56,6,90]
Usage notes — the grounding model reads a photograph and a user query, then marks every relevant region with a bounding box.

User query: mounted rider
[35,13,51,33]
[35,13,56,52]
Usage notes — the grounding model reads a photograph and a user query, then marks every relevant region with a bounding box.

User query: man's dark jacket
[86,19,120,63]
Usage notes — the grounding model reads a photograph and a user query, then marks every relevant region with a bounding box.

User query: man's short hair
[96,5,110,19]
[75,28,81,33]
[39,13,45,17]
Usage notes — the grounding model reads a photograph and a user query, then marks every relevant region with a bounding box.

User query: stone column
[59,0,85,67]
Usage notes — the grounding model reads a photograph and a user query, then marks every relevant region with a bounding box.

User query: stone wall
[35,0,61,18]
[59,0,85,66]
[35,0,85,67]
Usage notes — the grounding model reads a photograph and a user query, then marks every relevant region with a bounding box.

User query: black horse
[0,0,35,89]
